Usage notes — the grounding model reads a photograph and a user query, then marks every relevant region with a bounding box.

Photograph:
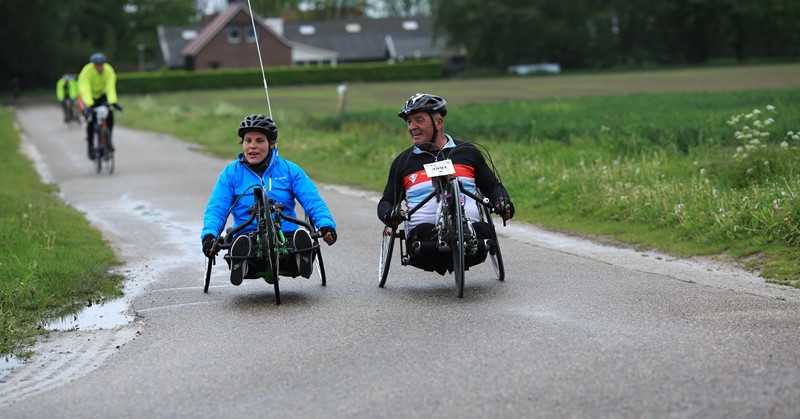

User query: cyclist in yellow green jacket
[78,53,122,159]
[56,74,79,123]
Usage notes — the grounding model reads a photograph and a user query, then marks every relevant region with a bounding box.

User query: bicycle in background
[64,99,81,128]
[89,104,117,174]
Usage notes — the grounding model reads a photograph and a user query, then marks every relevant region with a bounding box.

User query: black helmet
[90,53,107,64]
[398,93,447,119]
[238,114,278,140]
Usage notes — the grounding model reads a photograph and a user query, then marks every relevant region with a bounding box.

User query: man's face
[406,111,438,146]
[241,131,274,164]
[94,63,104,74]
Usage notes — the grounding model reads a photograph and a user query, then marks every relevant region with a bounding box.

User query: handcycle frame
[91,104,115,174]
[203,186,326,305]
[378,167,505,298]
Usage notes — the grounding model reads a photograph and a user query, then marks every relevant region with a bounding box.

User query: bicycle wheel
[106,150,115,174]
[378,226,395,287]
[307,218,326,286]
[258,194,281,304]
[451,179,465,298]
[315,246,326,286]
[100,127,114,174]
[94,147,102,173]
[480,202,505,281]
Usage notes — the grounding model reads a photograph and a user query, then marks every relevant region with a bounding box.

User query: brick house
[180,1,292,70]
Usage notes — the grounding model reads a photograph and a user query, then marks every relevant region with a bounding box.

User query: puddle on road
[46,297,135,331]
[1,356,21,380]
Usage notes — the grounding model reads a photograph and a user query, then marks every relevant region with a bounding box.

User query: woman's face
[241,131,273,164]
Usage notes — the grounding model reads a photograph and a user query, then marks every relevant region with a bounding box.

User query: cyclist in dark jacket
[377,93,514,275]
[201,114,337,285]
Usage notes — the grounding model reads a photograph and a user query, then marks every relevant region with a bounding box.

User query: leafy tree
[117,0,199,64]
[370,0,431,17]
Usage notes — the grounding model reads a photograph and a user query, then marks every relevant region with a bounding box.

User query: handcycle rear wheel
[480,200,505,281]
[378,226,395,287]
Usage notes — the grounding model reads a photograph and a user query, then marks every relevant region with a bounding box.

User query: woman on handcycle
[201,114,337,286]
[377,93,514,275]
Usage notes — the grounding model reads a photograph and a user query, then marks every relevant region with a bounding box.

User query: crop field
[123,63,800,282]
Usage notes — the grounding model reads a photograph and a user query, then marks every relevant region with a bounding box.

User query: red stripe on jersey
[403,164,476,189]
[403,169,429,189]
[453,164,475,179]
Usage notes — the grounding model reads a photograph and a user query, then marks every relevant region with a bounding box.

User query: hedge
[118,60,442,94]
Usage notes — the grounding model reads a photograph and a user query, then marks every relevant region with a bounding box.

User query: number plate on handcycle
[423,159,456,178]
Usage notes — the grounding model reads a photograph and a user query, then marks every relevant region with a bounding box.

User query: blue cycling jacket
[201,147,335,242]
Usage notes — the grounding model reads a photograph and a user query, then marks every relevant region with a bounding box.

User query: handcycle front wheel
[451,179,465,298]
[378,226,395,288]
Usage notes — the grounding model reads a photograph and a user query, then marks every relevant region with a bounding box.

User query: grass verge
[0,106,123,358]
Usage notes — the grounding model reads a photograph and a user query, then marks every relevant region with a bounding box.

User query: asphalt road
[1,105,799,418]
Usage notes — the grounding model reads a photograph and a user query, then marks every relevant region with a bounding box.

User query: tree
[369,0,430,17]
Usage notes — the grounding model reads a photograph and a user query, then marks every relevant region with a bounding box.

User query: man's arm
[377,154,406,227]
[105,65,118,104]
[471,146,514,221]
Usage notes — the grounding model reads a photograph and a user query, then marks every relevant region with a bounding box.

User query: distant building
[281,17,460,64]
[156,3,463,70]
[181,2,291,70]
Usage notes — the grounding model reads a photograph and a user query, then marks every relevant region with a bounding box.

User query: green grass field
[122,64,800,283]
[0,107,123,357]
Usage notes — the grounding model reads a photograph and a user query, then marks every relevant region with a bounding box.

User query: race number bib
[423,159,456,178]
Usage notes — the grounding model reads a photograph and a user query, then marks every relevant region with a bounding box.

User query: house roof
[157,24,204,68]
[388,32,450,61]
[181,2,291,57]
[282,16,452,62]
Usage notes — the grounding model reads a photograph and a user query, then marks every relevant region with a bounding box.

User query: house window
[402,21,419,31]
[245,26,256,42]
[299,25,315,35]
[227,26,242,43]
[345,23,361,33]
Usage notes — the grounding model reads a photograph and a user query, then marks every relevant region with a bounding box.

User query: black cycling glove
[318,226,337,244]
[490,186,515,221]
[202,234,217,257]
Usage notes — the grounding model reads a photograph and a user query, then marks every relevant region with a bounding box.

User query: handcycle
[89,104,116,174]
[203,186,327,305]
[378,159,506,298]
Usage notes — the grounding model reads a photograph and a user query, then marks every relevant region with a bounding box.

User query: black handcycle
[203,186,326,305]
[378,159,505,298]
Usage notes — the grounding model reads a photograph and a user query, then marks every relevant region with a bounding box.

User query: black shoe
[293,228,314,279]
[88,148,95,160]
[230,235,251,286]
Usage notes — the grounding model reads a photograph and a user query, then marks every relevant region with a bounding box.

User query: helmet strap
[428,112,439,148]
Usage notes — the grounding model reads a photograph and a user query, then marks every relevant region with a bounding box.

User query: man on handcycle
[78,52,122,159]
[201,114,337,285]
[377,93,514,275]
